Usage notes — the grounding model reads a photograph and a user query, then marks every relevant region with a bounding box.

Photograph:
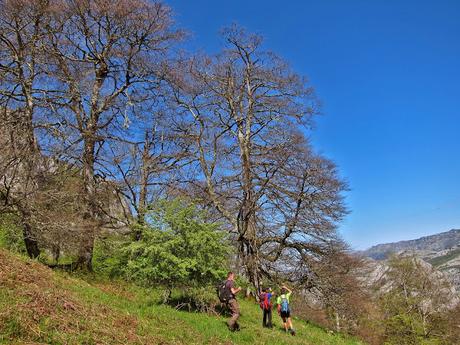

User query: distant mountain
[361,229,460,292]
[362,229,460,260]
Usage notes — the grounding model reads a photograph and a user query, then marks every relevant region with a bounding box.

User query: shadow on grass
[165,295,232,317]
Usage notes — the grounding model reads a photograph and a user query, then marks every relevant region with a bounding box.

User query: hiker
[223,271,242,331]
[277,285,296,336]
[259,287,274,328]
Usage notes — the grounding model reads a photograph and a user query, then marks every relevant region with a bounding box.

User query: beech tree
[0,2,350,293]
[106,106,191,240]
[169,26,347,291]
[0,0,52,257]
[0,0,49,152]
[40,0,182,269]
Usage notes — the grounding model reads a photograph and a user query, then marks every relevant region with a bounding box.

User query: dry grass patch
[0,250,165,344]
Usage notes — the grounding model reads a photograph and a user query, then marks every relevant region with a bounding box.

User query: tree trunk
[335,310,341,332]
[238,196,261,294]
[75,241,94,272]
[22,221,40,258]
[18,107,41,259]
[78,136,97,271]
[135,133,150,240]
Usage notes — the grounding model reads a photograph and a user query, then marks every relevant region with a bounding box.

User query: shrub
[0,213,26,254]
[121,199,231,295]
[168,286,221,314]
[92,235,130,278]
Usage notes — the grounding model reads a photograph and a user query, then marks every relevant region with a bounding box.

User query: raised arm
[282,285,292,294]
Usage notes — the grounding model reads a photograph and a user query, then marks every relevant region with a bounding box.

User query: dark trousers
[262,308,273,328]
[227,298,240,330]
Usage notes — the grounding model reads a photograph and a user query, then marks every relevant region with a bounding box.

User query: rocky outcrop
[0,108,132,261]
[361,229,460,293]
[362,256,459,310]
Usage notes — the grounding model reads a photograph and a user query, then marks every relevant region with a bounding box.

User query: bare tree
[33,0,183,269]
[0,2,348,290]
[0,0,53,257]
[168,26,347,291]
[107,107,191,239]
[304,249,372,333]
[0,0,49,151]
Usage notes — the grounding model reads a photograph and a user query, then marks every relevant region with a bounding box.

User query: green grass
[428,248,460,267]
[70,281,363,345]
[439,265,460,271]
[0,249,365,345]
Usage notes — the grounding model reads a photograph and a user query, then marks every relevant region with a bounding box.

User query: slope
[0,249,364,345]
[362,229,460,260]
[361,229,460,292]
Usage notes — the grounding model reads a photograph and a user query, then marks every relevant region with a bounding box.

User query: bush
[0,213,26,254]
[168,286,221,314]
[92,235,130,278]
[121,199,232,295]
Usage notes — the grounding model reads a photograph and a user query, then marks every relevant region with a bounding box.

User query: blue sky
[167,0,460,250]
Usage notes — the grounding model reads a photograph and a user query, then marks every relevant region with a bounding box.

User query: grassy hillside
[428,248,460,268]
[0,249,364,345]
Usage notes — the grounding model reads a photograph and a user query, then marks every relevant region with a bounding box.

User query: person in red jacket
[259,287,274,328]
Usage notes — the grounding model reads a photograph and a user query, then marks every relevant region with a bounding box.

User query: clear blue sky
[167,0,460,250]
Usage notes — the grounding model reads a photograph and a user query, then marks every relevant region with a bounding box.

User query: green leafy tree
[122,199,231,293]
[377,255,454,345]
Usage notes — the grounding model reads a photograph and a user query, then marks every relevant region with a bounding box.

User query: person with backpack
[218,271,242,332]
[259,287,274,328]
[276,285,296,336]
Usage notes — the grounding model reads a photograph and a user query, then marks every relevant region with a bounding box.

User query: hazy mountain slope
[361,229,460,292]
[362,229,460,260]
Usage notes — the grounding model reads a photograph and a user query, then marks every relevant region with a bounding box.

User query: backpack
[259,292,271,310]
[280,295,290,313]
[216,280,232,303]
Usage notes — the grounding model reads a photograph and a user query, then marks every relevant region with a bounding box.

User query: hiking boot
[290,329,296,336]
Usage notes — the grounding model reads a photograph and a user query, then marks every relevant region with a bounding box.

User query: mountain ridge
[361,228,460,292]
[362,229,460,260]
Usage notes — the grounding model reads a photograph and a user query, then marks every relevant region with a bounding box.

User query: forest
[1,1,459,344]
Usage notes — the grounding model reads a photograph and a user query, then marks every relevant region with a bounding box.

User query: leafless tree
[38,0,183,269]
[304,249,372,333]
[1,2,350,288]
[0,0,54,257]
[0,0,50,151]
[106,107,191,239]
[168,26,347,291]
